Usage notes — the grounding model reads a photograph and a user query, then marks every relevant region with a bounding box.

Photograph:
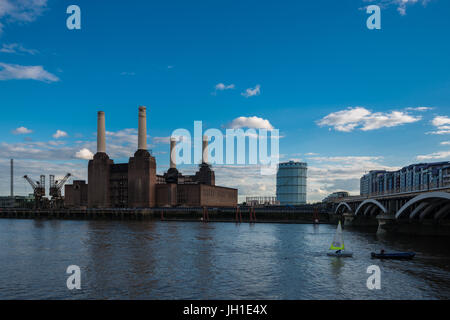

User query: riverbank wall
[0,207,332,224]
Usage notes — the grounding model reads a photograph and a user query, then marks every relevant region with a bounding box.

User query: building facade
[245,196,279,206]
[322,191,350,203]
[0,195,35,208]
[65,107,238,209]
[276,161,307,205]
[360,162,450,196]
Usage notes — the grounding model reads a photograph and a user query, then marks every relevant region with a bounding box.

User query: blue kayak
[371,252,415,260]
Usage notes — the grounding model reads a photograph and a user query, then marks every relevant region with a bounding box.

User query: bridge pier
[376,214,398,234]
[343,213,378,228]
[377,216,450,237]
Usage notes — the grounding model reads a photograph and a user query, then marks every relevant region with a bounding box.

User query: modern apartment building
[360,162,450,196]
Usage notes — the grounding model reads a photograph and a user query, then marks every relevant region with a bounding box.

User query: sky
[0,0,449,202]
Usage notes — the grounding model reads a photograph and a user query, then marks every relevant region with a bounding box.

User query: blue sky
[0,0,449,202]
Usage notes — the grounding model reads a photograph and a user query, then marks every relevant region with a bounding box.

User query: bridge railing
[367,183,450,198]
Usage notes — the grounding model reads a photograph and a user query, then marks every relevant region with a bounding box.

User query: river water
[1,219,450,300]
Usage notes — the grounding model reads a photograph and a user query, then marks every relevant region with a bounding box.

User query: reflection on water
[330,258,345,276]
[0,219,450,300]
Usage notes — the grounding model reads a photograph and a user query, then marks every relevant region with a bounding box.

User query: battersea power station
[64,107,238,208]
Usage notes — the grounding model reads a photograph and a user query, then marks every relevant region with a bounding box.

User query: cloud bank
[428,116,450,135]
[12,126,32,134]
[0,0,48,35]
[0,62,59,82]
[362,0,431,16]
[317,107,422,132]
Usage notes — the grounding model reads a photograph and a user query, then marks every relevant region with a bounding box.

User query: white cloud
[441,141,450,146]
[405,106,433,112]
[152,136,171,144]
[120,71,135,76]
[241,85,260,98]
[52,130,68,139]
[361,0,429,16]
[212,83,235,95]
[0,43,38,55]
[432,116,450,127]
[0,62,59,82]
[0,0,48,35]
[317,107,371,132]
[106,128,138,146]
[309,155,383,163]
[362,111,421,131]
[226,116,274,130]
[428,116,450,135]
[417,151,450,161]
[75,148,94,160]
[317,107,422,132]
[12,126,32,134]
[396,0,420,15]
[428,128,450,135]
[0,141,75,160]
[215,83,235,91]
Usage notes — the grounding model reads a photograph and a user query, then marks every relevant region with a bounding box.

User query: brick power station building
[65,107,237,208]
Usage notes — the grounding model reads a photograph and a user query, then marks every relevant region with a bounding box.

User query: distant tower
[276,161,307,205]
[10,159,13,197]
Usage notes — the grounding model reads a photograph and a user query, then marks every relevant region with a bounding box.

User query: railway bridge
[331,187,450,236]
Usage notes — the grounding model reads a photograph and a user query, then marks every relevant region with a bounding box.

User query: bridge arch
[355,199,387,216]
[335,202,352,214]
[395,192,450,220]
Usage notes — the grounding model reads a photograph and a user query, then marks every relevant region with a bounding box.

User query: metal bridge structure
[331,186,450,236]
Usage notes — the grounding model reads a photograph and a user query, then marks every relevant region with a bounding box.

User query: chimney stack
[170,137,177,169]
[202,135,208,164]
[138,106,147,150]
[10,159,13,197]
[97,111,106,153]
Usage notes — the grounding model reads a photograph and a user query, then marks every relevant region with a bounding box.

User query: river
[1,219,450,299]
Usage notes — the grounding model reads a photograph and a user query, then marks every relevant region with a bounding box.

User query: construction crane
[49,173,71,209]
[23,175,46,209]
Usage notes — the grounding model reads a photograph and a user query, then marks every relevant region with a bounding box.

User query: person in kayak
[336,250,342,254]
[380,249,385,255]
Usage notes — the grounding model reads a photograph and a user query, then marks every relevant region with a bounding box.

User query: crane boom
[56,173,71,190]
[23,175,38,190]
[23,175,45,198]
